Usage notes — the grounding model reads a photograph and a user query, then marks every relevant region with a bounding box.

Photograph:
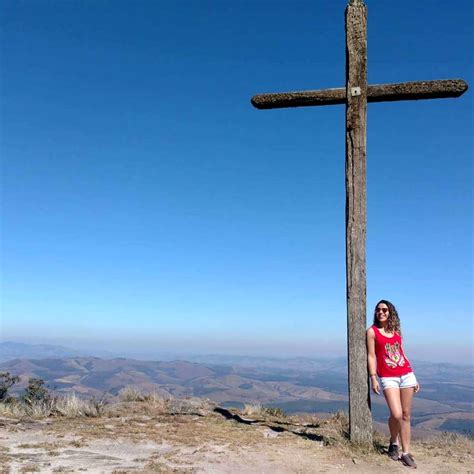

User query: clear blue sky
[1,0,472,363]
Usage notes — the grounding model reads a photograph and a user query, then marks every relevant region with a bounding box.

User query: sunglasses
[376,308,389,313]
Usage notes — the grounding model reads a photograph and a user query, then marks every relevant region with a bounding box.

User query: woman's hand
[414,383,420,393]
[371,377,380,395]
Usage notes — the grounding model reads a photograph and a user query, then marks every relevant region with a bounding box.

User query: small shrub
[262,407,285,417]
[243,403,263,416]
[90,395,108,417]
[26,399,56,417]
[142,391,169,412]
[243,403,285,418]
[119,386,146,402]
[54,393,107,417]
[167,397,214,415]
[326,410,349,437]
[0,372,20,401]
[119,386,170,412]
[22,378,50,406]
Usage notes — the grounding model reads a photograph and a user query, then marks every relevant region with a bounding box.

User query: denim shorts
[380,372,417,391]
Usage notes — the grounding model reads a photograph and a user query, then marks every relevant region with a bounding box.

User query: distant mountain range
[0,341,87,361]
[1,341,473,437]
[0,341,123,362]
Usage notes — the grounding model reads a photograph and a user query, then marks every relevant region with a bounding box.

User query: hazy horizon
[2,335,472,366]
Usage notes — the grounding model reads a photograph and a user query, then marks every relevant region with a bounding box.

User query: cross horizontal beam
[251,79,468,109]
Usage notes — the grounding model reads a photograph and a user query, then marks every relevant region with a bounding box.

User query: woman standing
[367,300,420,468]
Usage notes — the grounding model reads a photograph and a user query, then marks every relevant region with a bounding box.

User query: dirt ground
[1,406,473,473]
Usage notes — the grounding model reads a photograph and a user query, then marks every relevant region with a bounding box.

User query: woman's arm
[366,328,380,394]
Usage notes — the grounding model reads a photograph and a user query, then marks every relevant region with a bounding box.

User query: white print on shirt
[384,342,406,369]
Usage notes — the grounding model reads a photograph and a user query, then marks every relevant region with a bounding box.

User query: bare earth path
[1,406,473,473]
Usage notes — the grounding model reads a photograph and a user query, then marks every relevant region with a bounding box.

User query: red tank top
[371,325,412,377]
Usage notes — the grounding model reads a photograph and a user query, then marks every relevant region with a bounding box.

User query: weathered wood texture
[251,79,468,109]
[345,0,372,445]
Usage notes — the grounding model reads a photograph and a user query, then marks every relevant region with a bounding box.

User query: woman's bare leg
[383,388,403,444]
[388,416,400,445]
[400,387,415,453]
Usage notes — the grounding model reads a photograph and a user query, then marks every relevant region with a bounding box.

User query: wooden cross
[250,0,468,444]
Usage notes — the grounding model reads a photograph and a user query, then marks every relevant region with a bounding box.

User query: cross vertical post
[345,0,372,444]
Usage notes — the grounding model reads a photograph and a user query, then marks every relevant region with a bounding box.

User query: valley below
[1,350,472,439]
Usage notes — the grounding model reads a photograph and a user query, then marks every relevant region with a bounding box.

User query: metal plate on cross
[351,87,361,96]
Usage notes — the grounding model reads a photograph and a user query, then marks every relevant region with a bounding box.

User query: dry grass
[301,411,351,448]
[415,431,474,464]
[19,465,41,473]
[0,393,106,419]
[0,446,11,474]
[55,393,106,417]
[119,386,147,402]
[17,442,62,450]
[114,392,214,417]
[321,411,349,438]
[242,403,285,418]
[423,431,474,448]
[143,460,193,472]
[119,387,170,411]
[242,403,263,416]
